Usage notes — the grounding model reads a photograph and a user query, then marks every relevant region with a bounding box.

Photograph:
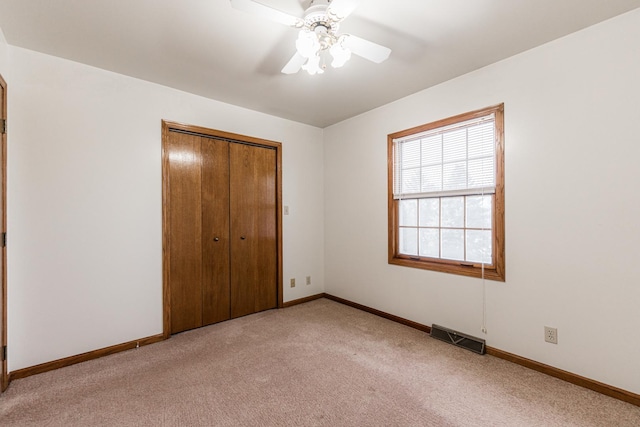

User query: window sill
[389,255,505,282]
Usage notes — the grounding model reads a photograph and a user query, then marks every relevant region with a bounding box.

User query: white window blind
[393,114,496,200]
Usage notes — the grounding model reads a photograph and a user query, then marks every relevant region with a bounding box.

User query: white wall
[0,26,7,75]
[324,9,640,394]
[6,46,325,371]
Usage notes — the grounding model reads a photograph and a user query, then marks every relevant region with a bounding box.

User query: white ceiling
[1,0,639,127]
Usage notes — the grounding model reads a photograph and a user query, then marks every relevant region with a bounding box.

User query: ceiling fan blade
[327,0,360,21]
[281,52,306,74]
[230,0,303,27]
[342,34,391,63]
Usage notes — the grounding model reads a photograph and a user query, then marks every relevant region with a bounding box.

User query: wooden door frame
[161,120,283,339]
[0,73,7,392]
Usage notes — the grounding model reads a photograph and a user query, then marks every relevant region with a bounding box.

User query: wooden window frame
[387,104,505,282]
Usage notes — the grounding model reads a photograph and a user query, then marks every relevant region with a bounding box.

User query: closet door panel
[252,147,277,312]
[229,144,277,318]
[167,132,203,334]
[201,139,231,325]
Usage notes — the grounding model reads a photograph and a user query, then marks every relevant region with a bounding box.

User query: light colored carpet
[1,298,639,426]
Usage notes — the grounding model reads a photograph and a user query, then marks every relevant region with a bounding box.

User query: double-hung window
[388,104,505,281]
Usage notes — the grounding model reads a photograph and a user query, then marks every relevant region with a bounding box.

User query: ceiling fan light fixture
[329,36,351,68]
[295,30,320,58]
[301,54,324,75]
[230,0,391,75]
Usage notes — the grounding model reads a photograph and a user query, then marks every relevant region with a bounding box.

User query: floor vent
[430,324,486,355]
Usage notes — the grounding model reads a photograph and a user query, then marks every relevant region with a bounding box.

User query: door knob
[240,236,246,240]
[213,237,220,242]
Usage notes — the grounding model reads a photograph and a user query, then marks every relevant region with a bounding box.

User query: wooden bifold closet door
[163,122,281,335]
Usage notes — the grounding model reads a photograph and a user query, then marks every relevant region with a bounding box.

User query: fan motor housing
[304,0,338,33]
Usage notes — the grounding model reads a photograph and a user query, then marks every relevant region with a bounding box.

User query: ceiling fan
[230,0,391,75]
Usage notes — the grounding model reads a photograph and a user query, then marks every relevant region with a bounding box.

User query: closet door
[167,134,232,333]
[163,121,282,337]
[167,132,203,334]
[229,143,277,318]
[201,139,231,325]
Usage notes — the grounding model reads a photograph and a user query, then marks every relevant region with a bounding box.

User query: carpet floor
[1,298,639,426]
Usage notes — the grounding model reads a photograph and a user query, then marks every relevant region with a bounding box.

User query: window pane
[421,135,442,165]
[419,228,439,258]
[443,161,467,190]
[466,230,492,264]
[421,165,442,192]
[443,129,466,162]
[401,168,420,194]
[441,197,464,228]
[466,195,492,229]
[468,157,494,188]
[399,199,418,226]
[401,139,420,168]
[441,229,464,261]
[468,122,494,159]
[419,198,439,227]
[399,227,418,256]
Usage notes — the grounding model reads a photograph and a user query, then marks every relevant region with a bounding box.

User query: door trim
[0,73,7,392]
[161,120,283,339]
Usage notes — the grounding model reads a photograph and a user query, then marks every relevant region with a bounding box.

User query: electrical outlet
[306,276,311,285]
[544,326,558,344]
[284,206,289,215]
[290,278,295,288]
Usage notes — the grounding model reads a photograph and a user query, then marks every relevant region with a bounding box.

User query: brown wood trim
[324,294,430,333]
[275,142,284,309]
[0,73,7,392]
[323,294,640,407]
[9,334,165,381]
[387,132,397,267]
[162,120,281,149]
[281,293,325,308]
[485,347,640,407]
[161,121,172,340]
[492,105,506,281]
[389,104,505,141]
[388,257,504,281]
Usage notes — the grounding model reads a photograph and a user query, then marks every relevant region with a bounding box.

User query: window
[388,104,505,281]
